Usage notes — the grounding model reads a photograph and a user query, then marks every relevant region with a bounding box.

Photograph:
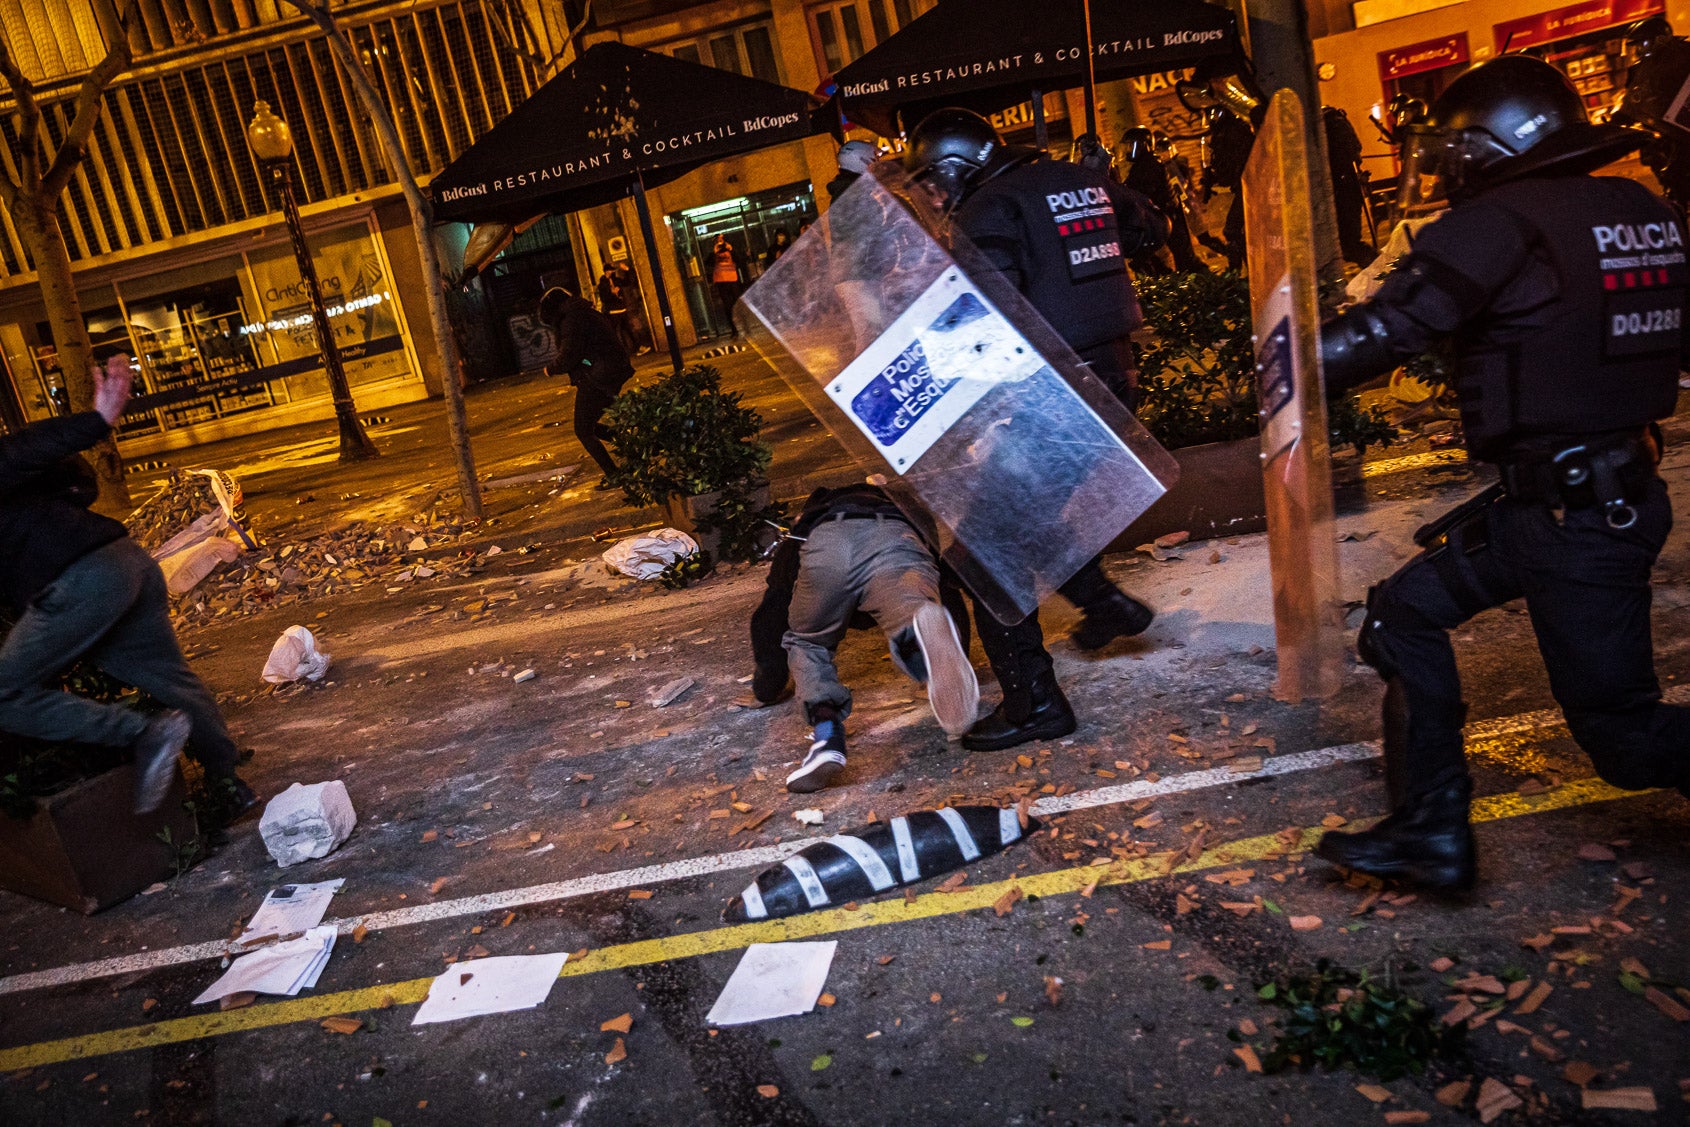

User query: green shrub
[1134,271,1398,457]
[604,365,772,506]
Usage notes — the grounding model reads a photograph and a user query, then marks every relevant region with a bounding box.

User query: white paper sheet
[411,953,569,1026]
[705,941,837,1026]
[193,925,338,1004]
[233,879,345,951]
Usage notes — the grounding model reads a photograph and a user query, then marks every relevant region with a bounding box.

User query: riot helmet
[1070,131,1114,175]
[1120,127,1157,163]
[836,139,879,176]
[1398,55,1649,205]
[903,108,1004,208]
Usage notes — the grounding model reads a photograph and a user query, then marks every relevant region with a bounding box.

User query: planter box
[661,482,771,559]
[1114,435,1268,548]
[0,763,198,914]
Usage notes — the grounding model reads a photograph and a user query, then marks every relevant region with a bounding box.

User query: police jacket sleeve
[0,412,110,495]
[954,193,1029,290]
[1109,182,1170,255]
[1320,201,1529,391]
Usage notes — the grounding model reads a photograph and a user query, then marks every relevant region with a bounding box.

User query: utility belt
[818,507,907,525]
[1492,429,1659,530]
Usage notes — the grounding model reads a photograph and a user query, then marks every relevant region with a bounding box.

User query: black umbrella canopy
[834,0,1243,137]
[431,41,830,224]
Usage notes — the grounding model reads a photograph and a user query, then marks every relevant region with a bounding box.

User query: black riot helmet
[1070,131,1114,175]
[1120,127,1157,163]
[903,107,1006,207]
[1402,55,1649,203]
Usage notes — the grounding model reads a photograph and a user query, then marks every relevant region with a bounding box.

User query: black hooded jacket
[0,412,128,612]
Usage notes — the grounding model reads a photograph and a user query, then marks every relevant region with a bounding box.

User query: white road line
[3,689,1650,999]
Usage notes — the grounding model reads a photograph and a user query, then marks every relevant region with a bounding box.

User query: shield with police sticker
[1242,90,1347,702]
[736,164,1178,625]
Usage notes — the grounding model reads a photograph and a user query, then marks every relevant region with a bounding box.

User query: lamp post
[246,100,378,462]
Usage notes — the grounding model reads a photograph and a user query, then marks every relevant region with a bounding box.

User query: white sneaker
[914,603,980,736]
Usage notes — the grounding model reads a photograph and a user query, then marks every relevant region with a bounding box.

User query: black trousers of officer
[969,339,1143,707]
[1368,476,1690,797]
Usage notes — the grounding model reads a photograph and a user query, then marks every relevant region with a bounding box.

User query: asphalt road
[0,354,1686,1126]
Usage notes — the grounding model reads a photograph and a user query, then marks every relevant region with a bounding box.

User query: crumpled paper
[602,528,700,580]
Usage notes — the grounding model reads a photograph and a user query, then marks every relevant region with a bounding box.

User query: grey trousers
[783,516,941,722]
[0,538,239,775]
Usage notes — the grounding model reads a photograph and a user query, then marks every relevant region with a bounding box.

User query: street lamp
[246,100,378,462]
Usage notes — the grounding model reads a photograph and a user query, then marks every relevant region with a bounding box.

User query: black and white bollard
[723,805,1039,923]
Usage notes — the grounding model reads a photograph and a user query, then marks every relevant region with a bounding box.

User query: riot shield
[1243,90,1346,702]
[737,165,1178,625]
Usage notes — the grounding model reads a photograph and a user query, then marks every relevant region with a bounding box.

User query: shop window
[658,22,782,83]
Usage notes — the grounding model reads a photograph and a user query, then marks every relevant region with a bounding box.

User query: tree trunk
[287,0,482,520]
[14,196,129,508]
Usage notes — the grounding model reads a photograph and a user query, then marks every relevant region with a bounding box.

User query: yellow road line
[0,777,1639,1073]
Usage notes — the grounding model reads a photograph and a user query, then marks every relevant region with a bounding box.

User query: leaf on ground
[1435,1080,1471,1107]
[1288,915,1323,932]
[600,1013,633,1033]
[1576,842,1617,862]
[756,1085,780,1099]
[1476,1078,1522,1124]
[992,886,1024,917]
[429,878,448,895]
[936,871,968,894]
[1562,1061,1600,1087]
[1515,981,1553,1015]
[420,830,438,843]
[810,1053,832,1072]
[1383,1113,1431,1125]
[352,924,370,944]
[1010,1016,1034,1028]
[1043,976,1063,1007]
[1142,939,1172,951]
[627,889,654,900]
[1645,986,1690,1022]
[604,1037,627,1065]
[1234,1045,1262,1073]
[817,993,836,1007]
[1581,1087,1656,1112]
[1355,1083,1392,1103]
[320,1017,362,1035]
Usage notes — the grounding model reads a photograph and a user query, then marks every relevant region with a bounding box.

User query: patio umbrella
[431,41,834,371]
[834,0,1244,145]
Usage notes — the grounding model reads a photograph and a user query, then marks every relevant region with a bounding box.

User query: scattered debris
[793,809,825,826]
[650,677,695,708]
[412,953,569,1026]
[705,942,837,1026]
[260,626,331,684]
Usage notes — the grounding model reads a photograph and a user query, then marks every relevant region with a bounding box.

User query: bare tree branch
[0,34,46,192]
[42,0,135,196]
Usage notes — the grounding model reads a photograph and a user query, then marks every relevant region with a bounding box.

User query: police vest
[957,159,1143,354]
[1453,177,1685,454]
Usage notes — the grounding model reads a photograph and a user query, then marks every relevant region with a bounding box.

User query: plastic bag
[260,780,357,867]
[158,535,241,595]
[602,528,700,580]
[262,626,332,684]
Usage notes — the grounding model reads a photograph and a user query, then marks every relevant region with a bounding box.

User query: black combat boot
[1314,776,1477,892]
[963,670,1076,752]
[1070,590,1155,651]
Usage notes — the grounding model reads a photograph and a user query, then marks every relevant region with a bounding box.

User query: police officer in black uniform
[1315,55,1690,891]
[903,108,1170,751]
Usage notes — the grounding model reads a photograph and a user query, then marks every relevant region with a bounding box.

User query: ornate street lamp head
[246,100,294,163]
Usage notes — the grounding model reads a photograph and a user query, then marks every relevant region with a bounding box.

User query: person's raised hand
[92,353,133,425]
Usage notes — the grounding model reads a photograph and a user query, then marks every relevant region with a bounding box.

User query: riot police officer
[1315,55,1690,891]
[903,108,1170,751]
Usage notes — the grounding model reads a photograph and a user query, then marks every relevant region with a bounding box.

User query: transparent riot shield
[1243,90,1346,702]
[737,165,1179,624]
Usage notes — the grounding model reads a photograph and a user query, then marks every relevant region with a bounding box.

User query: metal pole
[632,170,685,374]
[1031,88,1049,152]
[1082,0,1098,138]
[266,159,378,461]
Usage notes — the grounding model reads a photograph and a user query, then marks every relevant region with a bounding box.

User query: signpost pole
[632,170,685,374]
[1031,89,1049,151]
[1082,0,1099,137]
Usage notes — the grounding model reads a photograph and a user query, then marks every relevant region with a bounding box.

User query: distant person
[1323,105,1378,268]
[596,265,635,355]
[609,261,652,355]
[762,229,792,269]
[539,286,633,489]
[706,234,746,338]
[827,139,878,203]
[1120,128,1209,274]
[0,355,257,818]
[751,485,978,793]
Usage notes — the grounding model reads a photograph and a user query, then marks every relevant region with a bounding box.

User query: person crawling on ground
[750,484,979,793]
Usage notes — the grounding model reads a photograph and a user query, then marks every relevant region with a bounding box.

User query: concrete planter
[1115,435,1268,548]
[661,482,771,559]
[0,762,198,914]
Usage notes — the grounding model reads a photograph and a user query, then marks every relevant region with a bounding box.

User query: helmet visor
[909,157,973,209]
[1395,127,1457,216]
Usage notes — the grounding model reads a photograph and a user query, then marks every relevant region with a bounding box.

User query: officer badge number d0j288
[724,805,1040,922]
